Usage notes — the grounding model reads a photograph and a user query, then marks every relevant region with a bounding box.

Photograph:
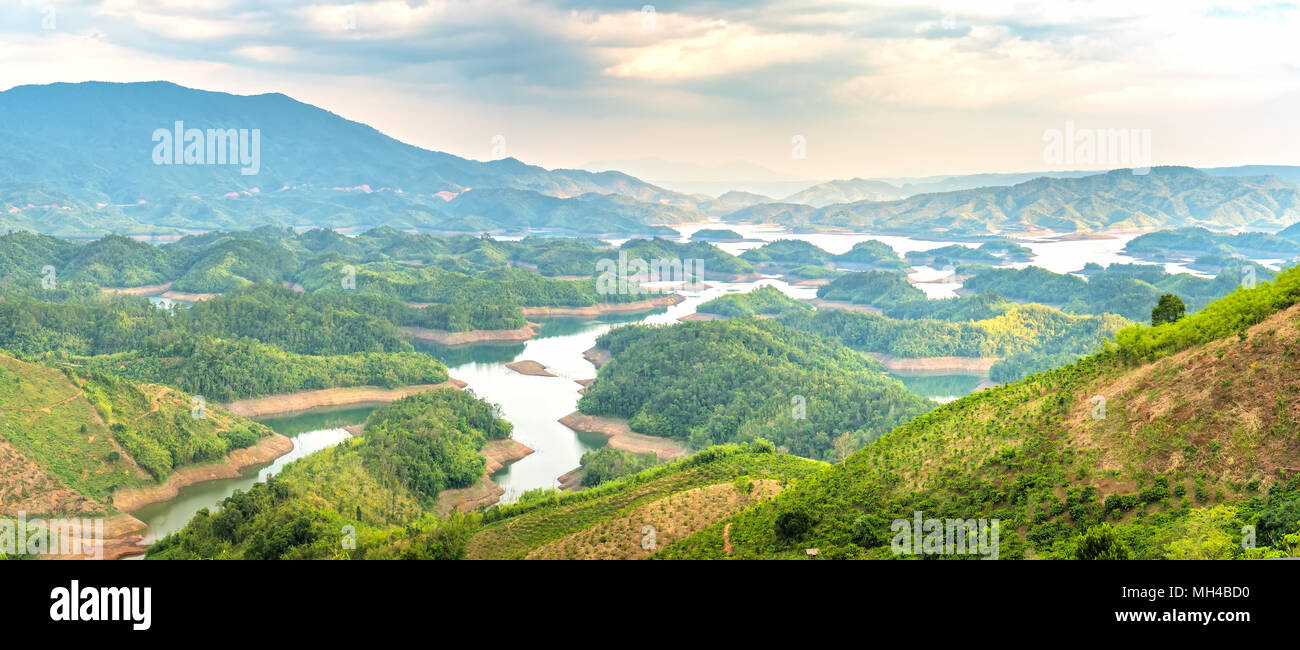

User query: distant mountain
[742,167,1300,236]
[580,157,815,198]
[0,81,701,237]
[695,190,774,216]
[1201,165,1300,186]
[777,166,1300,207]
[781,178,905,206]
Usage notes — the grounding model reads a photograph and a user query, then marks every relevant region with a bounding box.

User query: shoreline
[867,353,1001,374]
[521,293,684,318]
[436,439,534,514]
[160,289,219,302]
[583,346,611,368]
[221,380,468,418]
[400,322,539,346]
[557,411,689,460]
[101,281,173,296]
[111,432,296,514]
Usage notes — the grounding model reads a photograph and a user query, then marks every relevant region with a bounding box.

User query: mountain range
[3,82,1300,239]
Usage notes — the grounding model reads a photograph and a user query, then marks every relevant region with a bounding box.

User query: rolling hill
[462,264,1300,560]
[0,353,274,518]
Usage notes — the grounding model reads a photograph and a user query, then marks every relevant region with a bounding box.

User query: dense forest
[696,285,811,318]
[0,285,449,401]
[963,263,1270,321]
[576,447,661,487]
[578,319,933,460]
[146,388,511,559]
[776,303,1128,382]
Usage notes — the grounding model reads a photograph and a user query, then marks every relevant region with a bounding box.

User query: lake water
[419,274,818,504]
[123,404,379,557]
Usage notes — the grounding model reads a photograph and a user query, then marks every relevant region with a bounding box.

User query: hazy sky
[3,0,1299,181]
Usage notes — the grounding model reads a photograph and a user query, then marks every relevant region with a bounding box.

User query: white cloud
[603,22,844,80]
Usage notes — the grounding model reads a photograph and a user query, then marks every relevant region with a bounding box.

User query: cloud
[2,1,1299,178]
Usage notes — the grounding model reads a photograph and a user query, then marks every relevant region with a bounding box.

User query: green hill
[577,319,934,460]
[146,388,514,560]
[0,352,272,517]
[465,442,826,560]
[652,265,1300,559]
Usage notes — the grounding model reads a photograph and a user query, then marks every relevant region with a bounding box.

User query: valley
[2,80,1299,565]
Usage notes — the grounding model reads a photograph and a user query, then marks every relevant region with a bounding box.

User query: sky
[2,0,1299,183]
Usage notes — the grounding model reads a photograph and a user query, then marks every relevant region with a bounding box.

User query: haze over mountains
[3,81,1300,239]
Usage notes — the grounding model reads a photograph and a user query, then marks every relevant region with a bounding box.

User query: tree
[774,510,813,541]
[1151,293,1185,326]
[1074,524,1131,560]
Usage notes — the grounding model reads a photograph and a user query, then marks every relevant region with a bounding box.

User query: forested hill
[0,353,273,518]
[147,388,513,560]
[0,227,748,293]
[0,81,700,237]
[577,319,934,460]
[654,265,1300,559]
[0,285,449,401]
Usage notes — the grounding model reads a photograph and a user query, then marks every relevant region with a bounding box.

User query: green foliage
[1073,524,1132,560]
[817,271,926,308]
[148,388,513,559]
[777,303,1127,384]
[741,239,833,267]
[696,286,811,318]
[579,447,660,487]
[362,389,512,501]
[1116,265,1300,362]
[580,319,932,460]
[690,229,745,242]
[1150,293,1185,326]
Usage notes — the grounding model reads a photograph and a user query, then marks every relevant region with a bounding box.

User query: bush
[774,510,813,541]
